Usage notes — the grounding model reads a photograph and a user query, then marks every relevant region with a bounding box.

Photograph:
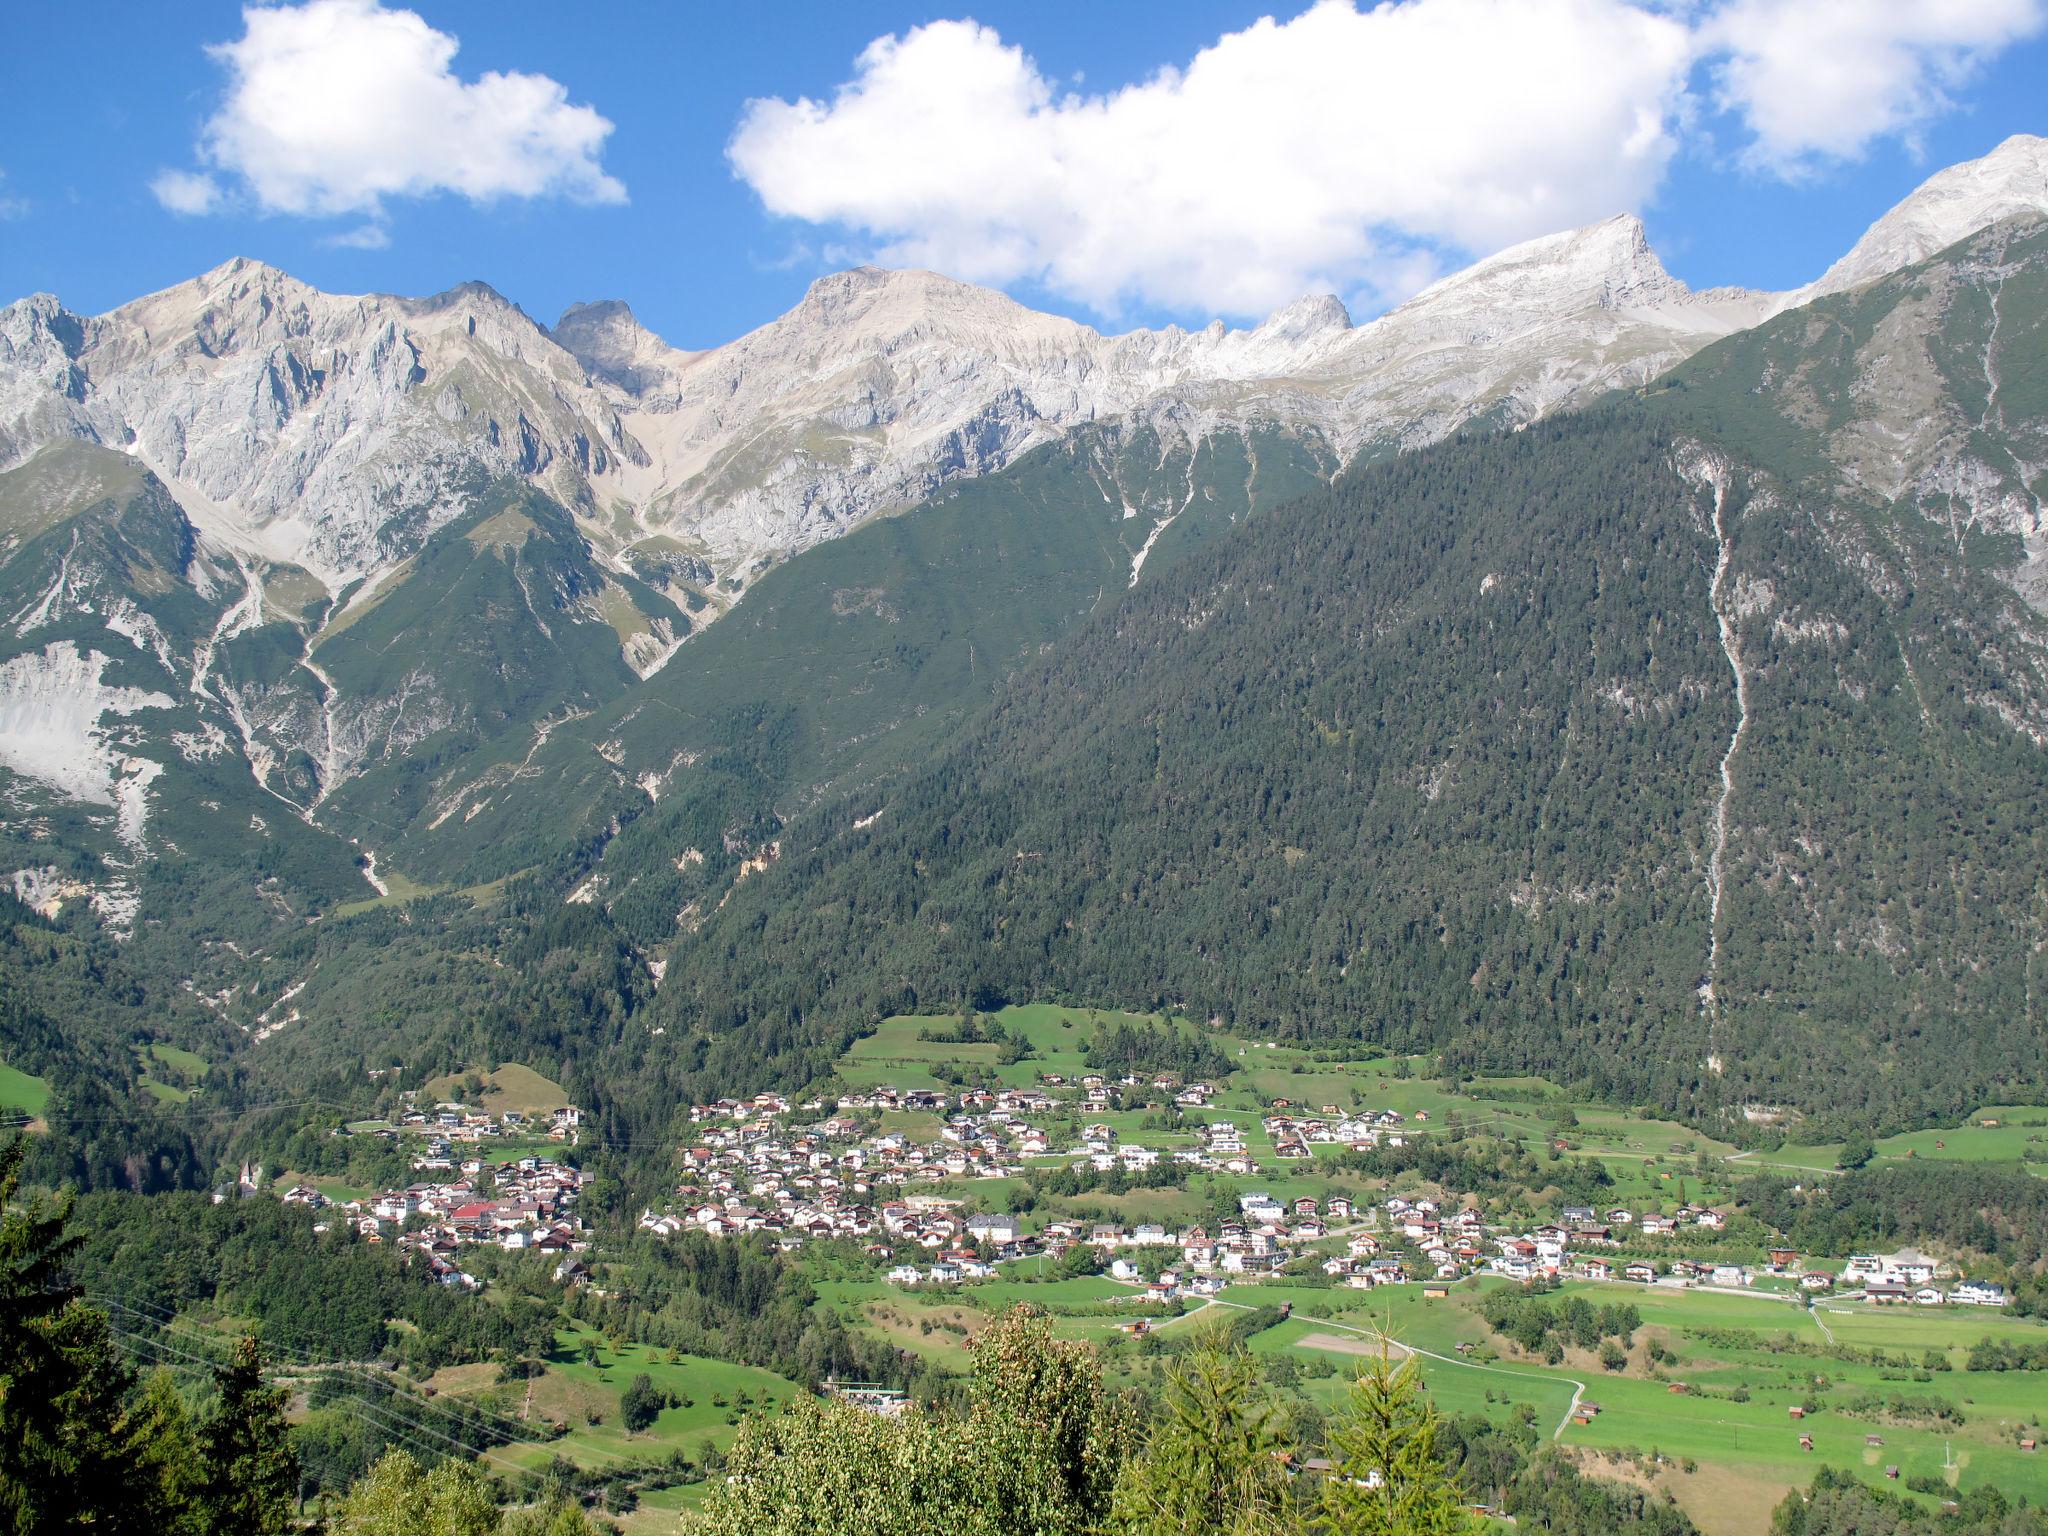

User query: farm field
[819,1265,2048,1536]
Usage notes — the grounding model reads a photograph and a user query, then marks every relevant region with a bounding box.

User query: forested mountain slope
[633,227,2048,1136]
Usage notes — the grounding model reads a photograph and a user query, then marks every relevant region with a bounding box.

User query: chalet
[1624,1262,1657,1284]
[1864,1282,1912,1306]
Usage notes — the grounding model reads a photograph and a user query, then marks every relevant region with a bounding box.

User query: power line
[96,1296,548,1451]
[94,1296,669,1478]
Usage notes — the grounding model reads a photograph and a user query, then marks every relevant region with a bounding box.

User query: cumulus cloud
[729,0,2046,318]
[1706,0,2047,170]
[156,0,623,226]
[150,169,222,216]
[732,0,1691,318]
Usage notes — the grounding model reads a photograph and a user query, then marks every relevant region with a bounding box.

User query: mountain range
[3,133,2047,1145]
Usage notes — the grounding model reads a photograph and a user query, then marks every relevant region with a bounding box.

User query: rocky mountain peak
[1807,133,2048,297]
[552,299,687,396]
[1255,293,1353,345]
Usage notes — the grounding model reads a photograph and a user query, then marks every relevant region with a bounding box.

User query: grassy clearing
[136,1042,209,1104]
[333,864,442,919]
[422,1063,571,1117]
[466,1324,797,1479]
[0,1057,51,1118]
[274,1169,376,1204]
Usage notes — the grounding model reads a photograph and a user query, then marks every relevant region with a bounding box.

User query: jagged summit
[1395,213,1688,324]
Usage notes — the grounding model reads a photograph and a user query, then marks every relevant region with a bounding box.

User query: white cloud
[158,0,623,227]
[732,0,1692,319]
[1706,0,2046,170]
[324,220,391,250]
[150,168,222,216]
[0,171,27,222]
[729,0,2046,319]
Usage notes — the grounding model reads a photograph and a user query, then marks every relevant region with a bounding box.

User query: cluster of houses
[279,1152,593,1290]
[392,1101,583,1146]
[1261,1105,1427,1159]
[637,1081,2022,1316]
[1844,1250,2008,1307]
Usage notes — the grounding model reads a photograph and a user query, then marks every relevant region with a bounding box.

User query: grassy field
[421,1063,571,1116]
[136,1043,209,1104]
[0,1056,51,1119]
[810,1003,2048,1531]
[440,1323,798,1482]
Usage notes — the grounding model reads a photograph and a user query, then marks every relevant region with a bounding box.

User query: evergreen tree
[1110,1324,1291,1536]
[0,1135,148,1535]
[198,1337,298,1536]
[1318,1341,1473,1536]
[126,1370,207,1536]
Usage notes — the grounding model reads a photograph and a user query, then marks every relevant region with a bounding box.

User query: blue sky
[1,0,2043,348]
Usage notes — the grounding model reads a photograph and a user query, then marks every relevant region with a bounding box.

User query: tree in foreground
[332,1450,599,1536]
[1317,1339,1473,1536]
[699,1304,1133,1536]
[1108,1323,1293,1536]
[199,1336,300,1536]
[0,1134,148,1534]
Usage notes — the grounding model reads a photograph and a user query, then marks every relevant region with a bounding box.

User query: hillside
[629,225,2048,1136]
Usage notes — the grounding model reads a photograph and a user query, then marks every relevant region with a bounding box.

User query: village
[619,1075,2013,1312]
[254,1099,596,1289]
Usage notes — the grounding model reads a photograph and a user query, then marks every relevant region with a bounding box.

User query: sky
[1,0,2044,349]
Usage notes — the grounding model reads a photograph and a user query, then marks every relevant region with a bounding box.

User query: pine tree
[1110,1325,1292,1536]
[127,1370,207,1536]
[0,1135,149,1535]
[1317,1338,1472,1536]
[198,1336,298,1536]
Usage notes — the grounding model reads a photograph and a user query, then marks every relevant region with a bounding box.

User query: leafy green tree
[1835,1137,1874,1171]
[701,1306,1131,1536]
[1110,1323,1291,1536]
[699,1393,980,1536]
[965,1306,1132,1534]
[1318,1340,1473,1536]
[331,1450,500,1536]
[198,1337,298,1536]
[619,1373,661,1433]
